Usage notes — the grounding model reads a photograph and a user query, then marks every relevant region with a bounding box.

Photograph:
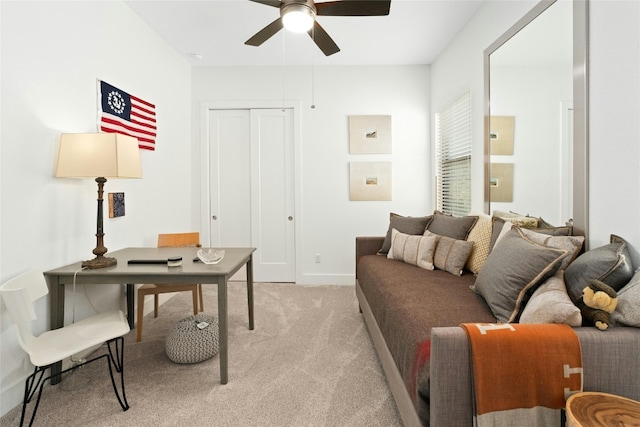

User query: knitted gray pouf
[165,314,219,364]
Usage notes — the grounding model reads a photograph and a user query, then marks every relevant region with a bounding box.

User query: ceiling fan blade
[308,21,340,56]
[248,0,282,8]
[245,18,284,46]
[315,0,391,16]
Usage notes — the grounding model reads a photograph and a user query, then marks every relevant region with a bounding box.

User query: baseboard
[296,273,355,286]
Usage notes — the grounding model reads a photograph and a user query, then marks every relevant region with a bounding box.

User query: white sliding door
[206,108,295,282]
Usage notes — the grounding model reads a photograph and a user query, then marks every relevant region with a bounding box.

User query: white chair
[0,270,131,426]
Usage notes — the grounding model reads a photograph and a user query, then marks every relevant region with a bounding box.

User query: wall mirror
[484,0,589,239]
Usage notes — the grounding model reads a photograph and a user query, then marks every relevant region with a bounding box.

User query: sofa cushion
[387,229,439,270]
[426,211,478,241]
[356,254,495,419]
[472,228,568,323]
[564,234,635,303]
[518,227,584,271]
[425,231,473,276]
[465,212,493,274]
[519,270,582,326]
[379,212,433,254]
[611,268,640,327]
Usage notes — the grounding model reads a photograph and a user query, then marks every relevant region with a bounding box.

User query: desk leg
[126,284,135,330]
[218,276,228,385]
[247,255,254,331]
[46,276,65,385]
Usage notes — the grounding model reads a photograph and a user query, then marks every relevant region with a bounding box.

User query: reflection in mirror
[488,0,573,227]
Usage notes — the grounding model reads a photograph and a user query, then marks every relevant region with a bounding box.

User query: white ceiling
[124,0,485,66]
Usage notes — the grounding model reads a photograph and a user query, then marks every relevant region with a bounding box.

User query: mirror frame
[483,0,589,244]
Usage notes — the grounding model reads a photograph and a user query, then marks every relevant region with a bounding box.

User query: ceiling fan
[245,0,391,56]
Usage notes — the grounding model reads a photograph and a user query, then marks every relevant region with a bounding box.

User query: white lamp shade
[56,133,142,179]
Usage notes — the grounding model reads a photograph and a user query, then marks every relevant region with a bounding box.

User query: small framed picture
[349,162,392,201]
[489,163,514,202]
[349,115,392,154]
[108,192,125,218]
[490,116,515,155]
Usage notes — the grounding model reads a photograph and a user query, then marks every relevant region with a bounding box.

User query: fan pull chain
[282,30,286,111]
[311,25,316,109]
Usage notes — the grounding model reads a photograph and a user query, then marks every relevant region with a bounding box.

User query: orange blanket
[461,323,583,426]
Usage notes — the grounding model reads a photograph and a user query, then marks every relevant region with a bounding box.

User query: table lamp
[55,133,142,269]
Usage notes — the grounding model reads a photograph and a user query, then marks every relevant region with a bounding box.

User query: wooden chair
[136,232,204,342]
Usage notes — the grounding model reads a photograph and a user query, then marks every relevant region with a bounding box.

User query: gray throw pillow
[611,268,640,327]
[472,228,568,323]
[426,211,478,241]
[379,213,432,254]
[564,234,635,303]
[425,231,473,276]
[489,217,507,252]
[518,227,584,271]
[532,226,573,236]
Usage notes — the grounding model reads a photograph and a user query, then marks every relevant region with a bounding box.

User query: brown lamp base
[82,256,117,269]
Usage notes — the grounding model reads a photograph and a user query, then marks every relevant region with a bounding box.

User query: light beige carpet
[2,282,402,426]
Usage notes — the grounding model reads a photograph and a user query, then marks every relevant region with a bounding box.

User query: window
[435,92,472,217]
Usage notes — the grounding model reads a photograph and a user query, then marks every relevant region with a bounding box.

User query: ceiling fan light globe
[282,6,314,33]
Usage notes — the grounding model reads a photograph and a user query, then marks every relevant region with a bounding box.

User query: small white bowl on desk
[197,249,225,265]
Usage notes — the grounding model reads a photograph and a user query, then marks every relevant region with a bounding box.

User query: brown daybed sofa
[355,212,640,427]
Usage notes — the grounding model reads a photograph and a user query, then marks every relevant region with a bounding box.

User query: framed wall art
[489,163,514,202]
[490,116,515,155]
[349,115,392,154]
[349,162,392,201]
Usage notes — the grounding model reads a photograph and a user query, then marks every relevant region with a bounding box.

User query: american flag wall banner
[98,80,157,150]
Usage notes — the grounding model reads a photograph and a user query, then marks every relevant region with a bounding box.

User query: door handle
[212,215,218,220]
[288,216,293,221]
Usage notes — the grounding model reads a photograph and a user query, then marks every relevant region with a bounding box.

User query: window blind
[435,92,471,217]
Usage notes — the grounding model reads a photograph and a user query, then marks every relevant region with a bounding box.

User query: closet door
[207,108,295,282]
[250,108,295,282]
[208,110,252,251]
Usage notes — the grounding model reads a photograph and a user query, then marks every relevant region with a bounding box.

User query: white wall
[588,0,640,260]
[490,64,572,225]
[191,65,431,284]
[430,0,539,211]
[0,1,191,416]
[431,0,640,262]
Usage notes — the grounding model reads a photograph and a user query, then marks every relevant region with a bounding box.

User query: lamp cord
[70,266,94,366]
[71,267,85,325]
[71,266,99,324]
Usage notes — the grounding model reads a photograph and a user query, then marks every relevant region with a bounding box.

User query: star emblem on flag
[107,90,126,115]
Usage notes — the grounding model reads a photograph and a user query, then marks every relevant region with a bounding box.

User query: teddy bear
[576,279,618,330]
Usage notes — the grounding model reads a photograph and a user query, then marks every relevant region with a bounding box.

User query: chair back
[157,232,201,248]
[0,270,48,352]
